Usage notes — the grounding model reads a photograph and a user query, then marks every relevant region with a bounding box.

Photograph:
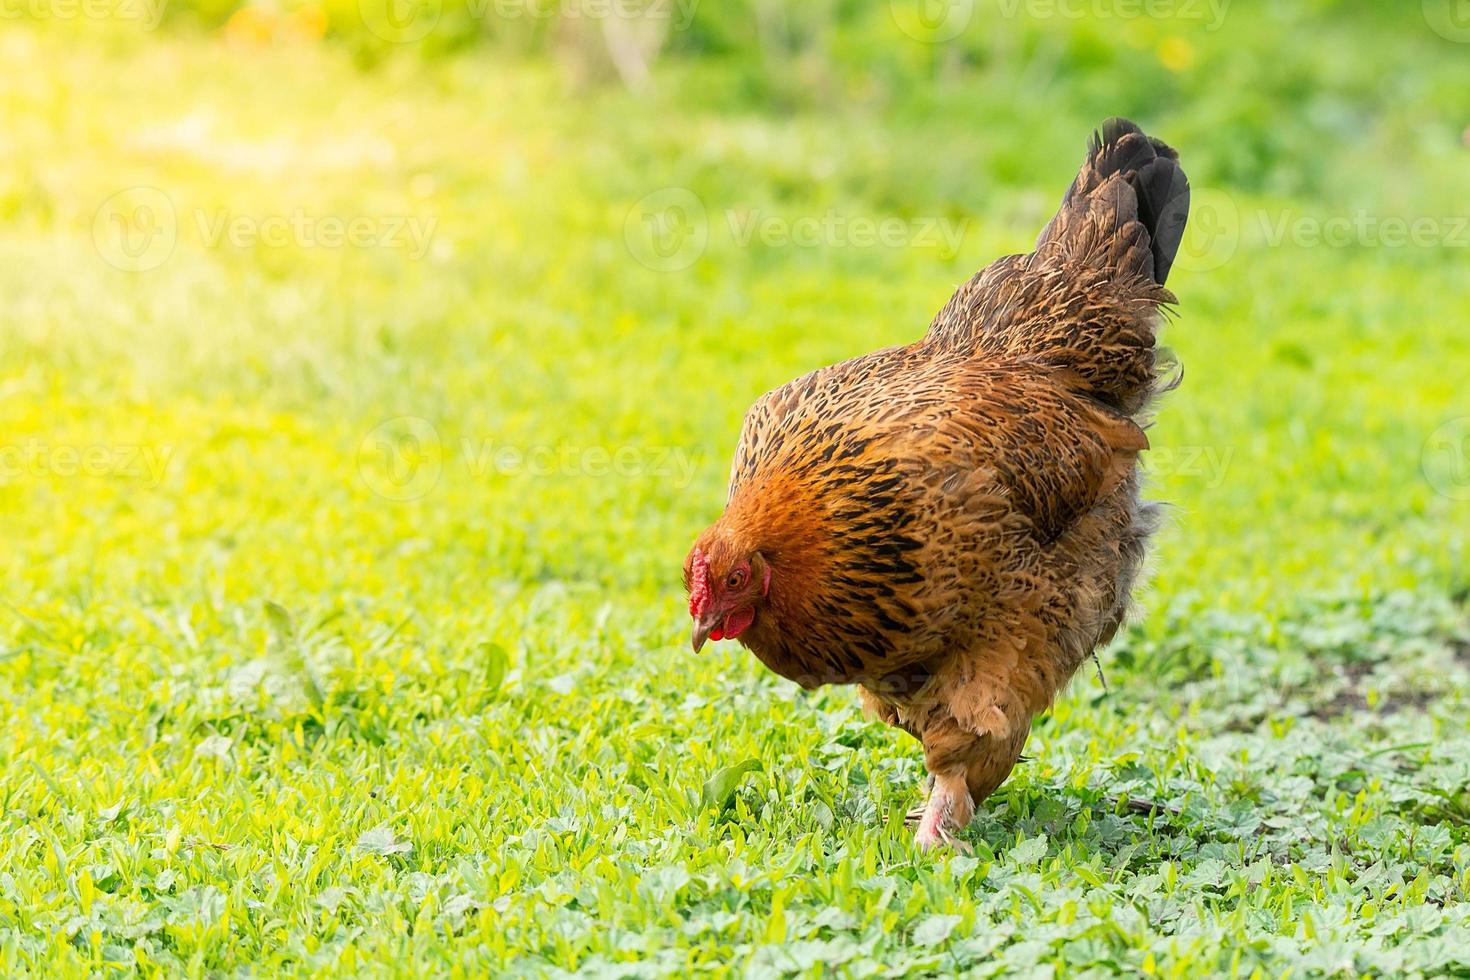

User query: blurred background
[4,1,1466,606]
[2,1,1470,973]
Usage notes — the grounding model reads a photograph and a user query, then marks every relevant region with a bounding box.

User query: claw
[915,824,973,854]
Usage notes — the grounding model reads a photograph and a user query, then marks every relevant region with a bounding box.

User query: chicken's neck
[717,479,847,686]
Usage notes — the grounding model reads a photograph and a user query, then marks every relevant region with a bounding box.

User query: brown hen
[682,118,1190,849]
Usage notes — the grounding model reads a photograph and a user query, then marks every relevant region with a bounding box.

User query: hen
[683,119,1190,849]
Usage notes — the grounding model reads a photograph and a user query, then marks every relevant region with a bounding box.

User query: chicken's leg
[912,770,974,852]
[911,716,1031,851]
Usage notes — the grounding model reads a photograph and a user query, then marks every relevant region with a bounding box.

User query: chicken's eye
[726,569,747,590]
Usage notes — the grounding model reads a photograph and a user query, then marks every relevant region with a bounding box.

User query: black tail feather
[1046,117,1191,285]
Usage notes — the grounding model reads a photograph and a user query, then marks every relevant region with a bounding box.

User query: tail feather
[1038,117,1191,285]
[923,118,1191,416]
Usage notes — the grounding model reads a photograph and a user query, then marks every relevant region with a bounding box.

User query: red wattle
[722,606,756,639]
[709,627,724,641]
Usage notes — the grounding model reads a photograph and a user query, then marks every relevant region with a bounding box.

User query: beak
[691,613,720,653]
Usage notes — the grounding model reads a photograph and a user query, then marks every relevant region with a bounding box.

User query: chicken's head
[683,540,771,653]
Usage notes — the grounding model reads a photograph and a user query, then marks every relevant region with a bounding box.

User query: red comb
[688,550,712,617]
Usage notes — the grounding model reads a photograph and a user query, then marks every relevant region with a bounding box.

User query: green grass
[2,7,1470,975]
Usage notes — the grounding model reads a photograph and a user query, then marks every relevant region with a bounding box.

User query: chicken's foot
[911,772,973,853]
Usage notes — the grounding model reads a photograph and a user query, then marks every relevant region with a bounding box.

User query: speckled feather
[687,118,1190,807]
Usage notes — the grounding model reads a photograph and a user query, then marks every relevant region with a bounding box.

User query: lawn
[2,5,1470,976]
